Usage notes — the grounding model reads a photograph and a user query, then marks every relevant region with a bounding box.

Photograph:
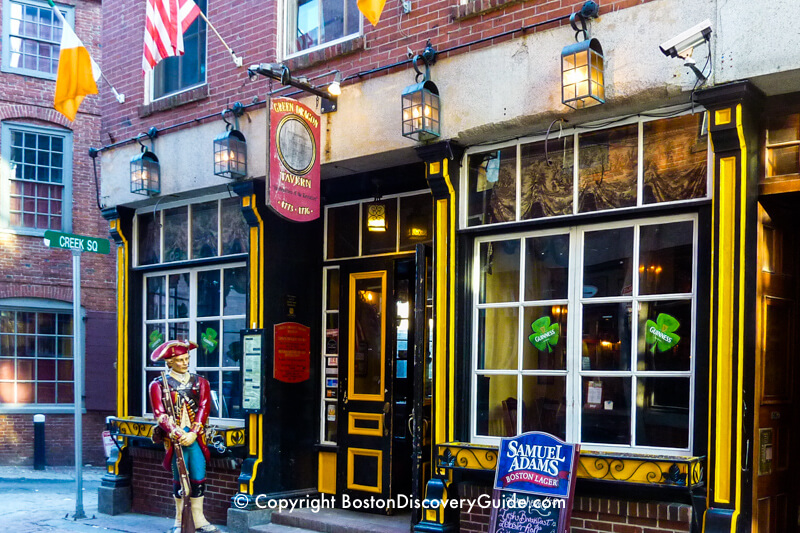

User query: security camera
[659,20,712,59]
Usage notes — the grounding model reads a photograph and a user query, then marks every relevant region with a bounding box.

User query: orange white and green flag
[48,0,100,121]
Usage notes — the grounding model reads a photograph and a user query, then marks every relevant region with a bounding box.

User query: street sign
[44,230,110,255]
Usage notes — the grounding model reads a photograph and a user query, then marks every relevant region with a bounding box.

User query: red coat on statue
[149,372,212,471]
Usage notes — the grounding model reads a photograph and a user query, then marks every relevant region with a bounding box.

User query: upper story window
[1,0,72,79]
[463,111,709,228]
[151,0,206,101]
[285,0,360,57]
[1,121,73,235]
[134,196,249,267]
[0,301,75,408]
[765,113,800,179]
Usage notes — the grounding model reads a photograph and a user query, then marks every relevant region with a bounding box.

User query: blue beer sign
[493,432,578,498]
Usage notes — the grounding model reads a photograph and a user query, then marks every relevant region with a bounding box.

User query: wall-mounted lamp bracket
[570,1,599,40]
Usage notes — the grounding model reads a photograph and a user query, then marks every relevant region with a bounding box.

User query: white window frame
[470,214,698,455]
[0,297,84,413]
[143,0,208,105]
[460,106,711,230]
[1,0,73,79]
[281,0,362,60]
[141,263,247,427]
[0,121,73,236]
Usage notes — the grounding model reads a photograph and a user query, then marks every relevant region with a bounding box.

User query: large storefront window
[143,264,247,421]
[465,112,708,227]
[472,216,696,453]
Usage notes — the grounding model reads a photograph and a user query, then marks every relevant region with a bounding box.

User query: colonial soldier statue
[149,340,219,533]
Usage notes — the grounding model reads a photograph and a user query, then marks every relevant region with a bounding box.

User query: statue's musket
[161,371,195,533]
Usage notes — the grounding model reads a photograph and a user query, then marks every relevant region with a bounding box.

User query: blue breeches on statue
[171,428,206,498]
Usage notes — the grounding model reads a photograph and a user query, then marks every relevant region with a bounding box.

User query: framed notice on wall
[241,329,264,414]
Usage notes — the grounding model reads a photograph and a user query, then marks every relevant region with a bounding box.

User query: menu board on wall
[241,330,264,414]
[273,322,310,383]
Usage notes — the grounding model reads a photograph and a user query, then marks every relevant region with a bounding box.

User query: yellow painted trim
[714,155,736,504]
[247,193,264,495]
[707,110,716,513]
[318,451,337,494]
[347,447,382,493]
[348,412,383,436]
[434,197,448,448]
[111,218,129,418]
[444,158,456,443]
[715,108,731,125]
[731,103,747,533]
[347,271,387,402]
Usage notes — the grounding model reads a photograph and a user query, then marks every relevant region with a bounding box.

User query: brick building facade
[96,1,800,532]
[0,0,116,466]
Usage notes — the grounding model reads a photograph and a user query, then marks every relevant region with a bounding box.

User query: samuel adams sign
[489,432,580,533]
[267,97,321,222]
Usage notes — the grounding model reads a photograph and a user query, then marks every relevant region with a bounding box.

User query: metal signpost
[43,230,110,519]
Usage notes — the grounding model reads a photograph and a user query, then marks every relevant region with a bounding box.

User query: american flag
[142,0,202,73]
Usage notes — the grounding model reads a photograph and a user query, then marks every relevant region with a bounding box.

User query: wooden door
[338,264,393,503]
[754,203,799,532]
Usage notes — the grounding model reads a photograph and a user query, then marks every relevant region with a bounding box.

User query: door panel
[755,203,799,533]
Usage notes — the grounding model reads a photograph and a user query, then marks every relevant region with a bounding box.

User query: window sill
[138,84,209,118]
[0,405,83,414]
[0,64,58,81]
[284,36,365,72]
[437,442,705,488]
[0,227,49,238]
[453,0,525,22]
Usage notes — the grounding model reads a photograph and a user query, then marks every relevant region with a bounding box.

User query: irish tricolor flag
[49,0,100,121]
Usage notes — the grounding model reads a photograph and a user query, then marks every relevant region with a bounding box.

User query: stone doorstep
[266,508,413,533]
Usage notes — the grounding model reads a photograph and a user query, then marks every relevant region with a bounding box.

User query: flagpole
[197,11,243,68]
[47,0,126,104]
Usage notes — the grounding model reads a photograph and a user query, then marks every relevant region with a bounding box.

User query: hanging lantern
[402,44,440,141]
[130,148,160,196]
[213,104,248,179]
[366,202,387,232]
[561,37,605,109]
[213,129,248,179]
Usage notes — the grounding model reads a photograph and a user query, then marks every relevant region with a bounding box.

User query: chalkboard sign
[489,491,562,533]
[489,432,580,533]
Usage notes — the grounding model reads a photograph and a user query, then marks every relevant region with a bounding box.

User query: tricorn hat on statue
[150,339,198,363]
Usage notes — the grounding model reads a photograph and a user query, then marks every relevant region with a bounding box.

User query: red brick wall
[458,482,692,533]
[0,412,111,466]
[130,446,240,525]
[99,0,658,144]
[0,0,116,466]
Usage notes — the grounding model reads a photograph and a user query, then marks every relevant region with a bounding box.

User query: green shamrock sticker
[645,313,681,353]
[148,329,164,351]
[201,327,219,353]
[528,316,560,352]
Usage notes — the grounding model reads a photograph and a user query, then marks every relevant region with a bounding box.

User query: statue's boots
[170,496,183,533]
[191,496,219,532]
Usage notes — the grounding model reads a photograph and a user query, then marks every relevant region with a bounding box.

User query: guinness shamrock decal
[149,329,165,351]
[645,313,680,353]
[201,327,219,353]
[529,316,560,352]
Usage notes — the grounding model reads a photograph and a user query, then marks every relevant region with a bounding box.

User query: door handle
[342,390,348,405]
[383,402,390,436]
[407,408,415,436]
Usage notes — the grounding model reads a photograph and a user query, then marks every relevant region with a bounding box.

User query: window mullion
[630,223,641,447]
[568,225,580,444]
